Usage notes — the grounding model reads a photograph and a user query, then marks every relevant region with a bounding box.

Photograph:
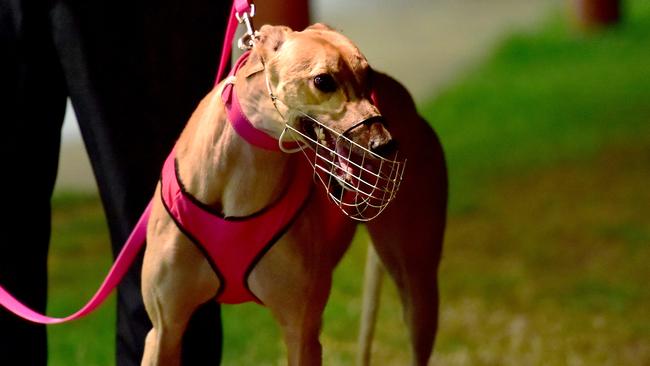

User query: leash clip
[236,4,257,50]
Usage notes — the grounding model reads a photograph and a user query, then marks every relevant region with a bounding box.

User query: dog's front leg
[250,252,332,365]
[268,276,331,366]
[248,221,355,366]
[141,196,220,366]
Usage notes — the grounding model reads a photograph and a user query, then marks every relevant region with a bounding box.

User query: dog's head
[238,24,405,220]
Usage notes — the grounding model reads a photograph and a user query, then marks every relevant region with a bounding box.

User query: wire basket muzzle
[280,113,406,222]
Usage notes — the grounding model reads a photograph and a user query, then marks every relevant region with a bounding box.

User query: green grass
[432,143,650,365]
[422,0,650,213]
[419,1,650,364]
[44,1,650,364]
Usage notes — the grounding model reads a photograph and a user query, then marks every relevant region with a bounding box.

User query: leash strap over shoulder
[0,202,152,324]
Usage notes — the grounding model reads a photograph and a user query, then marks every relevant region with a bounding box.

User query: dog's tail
[357,242,385,366]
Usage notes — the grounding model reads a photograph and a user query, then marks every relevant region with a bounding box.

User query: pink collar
[221,52,282,151]
[221,52,300,152]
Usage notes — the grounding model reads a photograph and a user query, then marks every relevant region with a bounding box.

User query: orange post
[571,0,622,29]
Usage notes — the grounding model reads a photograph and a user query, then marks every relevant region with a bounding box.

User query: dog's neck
[174,70,290,218]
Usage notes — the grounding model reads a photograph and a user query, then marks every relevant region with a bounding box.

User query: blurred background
[49,0,649,364]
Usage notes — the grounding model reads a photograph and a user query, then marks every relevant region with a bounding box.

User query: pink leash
[0,0,251,324]
[0,202,151,323]
[216,0,254,85]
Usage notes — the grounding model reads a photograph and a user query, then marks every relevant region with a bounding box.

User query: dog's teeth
[316,127,325,141]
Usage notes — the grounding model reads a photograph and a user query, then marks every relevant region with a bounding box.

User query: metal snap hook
[236,4,257,50]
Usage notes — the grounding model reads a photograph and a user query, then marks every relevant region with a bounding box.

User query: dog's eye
[313,74,337,93]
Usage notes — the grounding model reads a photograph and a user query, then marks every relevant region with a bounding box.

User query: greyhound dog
[141,23,446,366]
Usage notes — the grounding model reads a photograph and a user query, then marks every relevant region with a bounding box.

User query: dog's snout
[368,120,396,157]
[370,135,396,157]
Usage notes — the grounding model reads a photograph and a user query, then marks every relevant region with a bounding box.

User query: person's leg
[51,0,228,364]
[0,0,68,364]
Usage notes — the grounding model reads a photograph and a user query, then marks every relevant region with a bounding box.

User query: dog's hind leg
[365,124,447,366]
[141,201,219,366]
[357,244,385,366]
[365,72,448,365]
[368,135,447,365]
[366,191,445,365]
[368,164,445,365]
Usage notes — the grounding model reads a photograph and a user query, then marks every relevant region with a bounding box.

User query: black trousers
[0,0,228,364]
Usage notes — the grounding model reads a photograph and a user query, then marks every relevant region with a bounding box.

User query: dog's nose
[370,136,396,157]
[368,120,396,157]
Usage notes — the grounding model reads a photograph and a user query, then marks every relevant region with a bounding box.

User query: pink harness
[160,151,313,304]
[164,50,318,304]
[160,50,351,304]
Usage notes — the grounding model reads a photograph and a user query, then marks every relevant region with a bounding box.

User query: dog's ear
[256,25,292,56]
[305,23,335,32]
[243,25,292,78]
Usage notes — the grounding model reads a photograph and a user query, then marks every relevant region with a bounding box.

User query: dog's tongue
[335,145,355,180]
